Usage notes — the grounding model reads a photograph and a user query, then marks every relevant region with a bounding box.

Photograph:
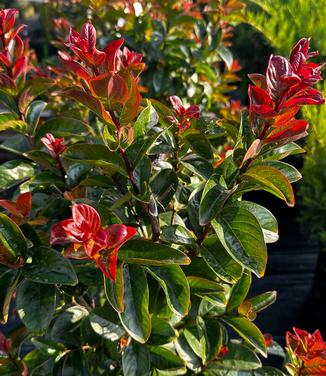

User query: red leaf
[105,224,137,250]
[16,192,32,217]
[58,51,91,80]
[94,249,119,281]
[103,38,124,71]
[64,88,114,124]
[169,95,185,116]
[72,204,101,235]
[80,20,96,53]
[265,119,308,143]
[50,219,76,244]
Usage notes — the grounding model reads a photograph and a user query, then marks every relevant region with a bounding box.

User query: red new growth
[41,133,66,158]
[248,38,324,144]
[169,95,200,131]
[0,191,32,220]
[286,327,326,375]
[50,204,137,280]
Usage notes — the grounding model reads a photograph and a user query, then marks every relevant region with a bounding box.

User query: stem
[109,110,161,241]
[56,155,67,184]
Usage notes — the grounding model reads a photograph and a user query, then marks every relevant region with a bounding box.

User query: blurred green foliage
[246,0,326,246]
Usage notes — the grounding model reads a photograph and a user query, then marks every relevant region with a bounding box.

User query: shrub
[0,7,325,375]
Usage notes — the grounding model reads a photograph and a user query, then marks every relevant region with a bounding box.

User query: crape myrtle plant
[45,0,244,111]
[0,8,326,376]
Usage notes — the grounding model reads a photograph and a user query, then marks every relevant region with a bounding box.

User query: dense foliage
[0,5,325,376]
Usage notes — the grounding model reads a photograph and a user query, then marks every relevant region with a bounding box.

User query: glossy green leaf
[34,117,88,144]
[51,306,89,342]
[22,247,78,286]
[199,174,230,225]
[119,265,151,343]
[127,131,163,168]
[201,236,243,283]
[197,317,222,364]
[233,201,279,243]
[26,100,47,135]
[161,225,195,245]
[254,161,302,183]
[0,269,20,323]
[0,112,27,133]
[184,131,213,160]
[104,261,125,313]
[150,168,178,207]
[133,101,158,139]
[208,343,261,371]
[146,265,190,317]
[119,239,190,266]
[240,165,294,206]
[227,271,251,312]
[212,206,267,277]
[0,161,35,191]
[62,143,127,176]
[248,291,277,313]
[0,213,27,261]
[217,45,233,70]
[181,155,214,179]
[16,280,56,332]
[89,312,124,341]
[222,316,267,356]
[254,367,286,375]
[265,142,305,161]
[175,333,201,372]
[187,276,225,293]
[150,346,186,373]
[122,340,150,376]
[148,317,177,345]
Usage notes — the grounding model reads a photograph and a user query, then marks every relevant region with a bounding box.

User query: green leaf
[201,236,243,283]
[51,306,89,342]
[181,155,214,179]
[62,143,127,176]
[222,316,267,357]
[233,201,279,243]
[248,291,277,313]
[212,206,267,277]
[119,239,190,266]
[133,101,158,139]
[265,142,305,161]
[146,265,190,317]
[240,165,294,207]
[175,333,201,372]
[0,161,35,191]
[104,261,125,313]
[23,347,60,375]
[0,112,27,133]
[34,117,88,144]
[209,343,261,371]
[16,280,56,332]
[150,168,178,207]
[122,340,150,376]
[227,271,251,312]
[197,317,222,364]
[217,45,233,70]
[255,161,302,183]
[0,269,20,323]
[199,175,230,225]
[0,213,27,261]
[254,367,286,375]
[187,276,225,293]
[161,225,195,245]
[150,346,186,373]
[126,131,163,168]
[22,247,78,286]
[26,100,47,135]
[89,312,124,341]
[148,317,177,345]
[184,131,214,160]
[119,265,151,343]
